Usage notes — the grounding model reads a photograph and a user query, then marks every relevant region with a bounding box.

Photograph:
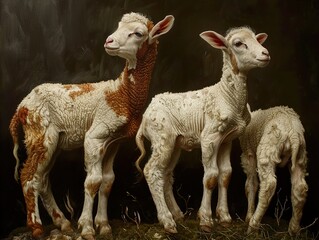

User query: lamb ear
[149,15,174,44]
[256,33,268,44]
[200,31,228,49]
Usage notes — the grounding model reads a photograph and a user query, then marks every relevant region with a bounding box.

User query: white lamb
[135,26,270,233]
[9,12,174,239]
[239,106,308,235]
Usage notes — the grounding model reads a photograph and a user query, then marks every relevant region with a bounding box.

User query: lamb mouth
[105,46,119,51]
[257,58,270,62]
[105,47,119,55]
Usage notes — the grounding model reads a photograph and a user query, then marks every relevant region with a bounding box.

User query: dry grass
[6,189,318,240]
[6,215,318,240]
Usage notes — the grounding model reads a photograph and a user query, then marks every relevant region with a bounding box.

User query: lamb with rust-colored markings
[9,12,174,239]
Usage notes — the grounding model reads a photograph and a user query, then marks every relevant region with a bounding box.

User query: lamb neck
[105,41,158,137]
[218,56,248,116]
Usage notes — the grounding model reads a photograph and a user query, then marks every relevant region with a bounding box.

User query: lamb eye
[234,41,243,47]
[134,32,143,38]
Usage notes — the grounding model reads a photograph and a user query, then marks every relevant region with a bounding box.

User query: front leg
[79,129,109,239]
[95,142,119,236]
[198,135,220,232]
[216,142,232,224]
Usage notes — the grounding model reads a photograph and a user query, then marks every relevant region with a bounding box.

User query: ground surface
[5,216,318,240]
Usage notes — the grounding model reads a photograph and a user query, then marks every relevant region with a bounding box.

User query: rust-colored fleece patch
[17,106,29,125]
[206,176,218,190]
[18,109,47,236]
[105,21,158,138]
[87,181,101,197]
[52,209,62,220]
[220,172,232,188]
[20,109,47,183]
[20,133,46,183]
[23,187,44,237]
[9,107,29,145]
[66,83,95,100]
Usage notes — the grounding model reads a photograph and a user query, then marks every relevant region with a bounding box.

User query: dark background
[1,0,319,238]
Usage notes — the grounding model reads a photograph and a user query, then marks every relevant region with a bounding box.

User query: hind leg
[20,129,58,237]
[288,161,308,235]
[241,151,258,223]
[164,148,184,221]
[39,148,72,233]
[144,136,177,233]
[20,163,43,238]
[248,157,277,234]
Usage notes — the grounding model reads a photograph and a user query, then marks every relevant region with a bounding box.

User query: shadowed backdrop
[1,0,318,237]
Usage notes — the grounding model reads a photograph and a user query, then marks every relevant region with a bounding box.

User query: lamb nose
[262,50,270,57]
[105,37,114,46]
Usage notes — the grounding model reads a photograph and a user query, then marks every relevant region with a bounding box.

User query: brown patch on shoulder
[68,83,95,100]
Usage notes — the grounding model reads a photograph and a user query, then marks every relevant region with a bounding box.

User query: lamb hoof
[247,225,259,235]
[288,226,300,236]
[81,234,95,240]
[164,225,178,234]
[288,221,300,236]
[200,224,212,233]
[217,212,232,224]
[99,225,112,236]
[174,215,184,222]
[32,227,44,238]
[219,220,231,227]
[61,221,73,233]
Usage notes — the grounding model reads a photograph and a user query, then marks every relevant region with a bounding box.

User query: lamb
[9,12,174,239]
[135,26,270,233]
[239,106,308,235]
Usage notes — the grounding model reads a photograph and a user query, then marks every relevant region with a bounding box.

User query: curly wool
[239,106,308,235]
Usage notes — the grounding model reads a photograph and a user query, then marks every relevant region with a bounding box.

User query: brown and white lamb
[9,12,174,239]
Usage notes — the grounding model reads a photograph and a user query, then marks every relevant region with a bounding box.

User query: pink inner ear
[155,20,170,35]
[203,32,226,48]
[256,34,267,44]
[212,37,225,48]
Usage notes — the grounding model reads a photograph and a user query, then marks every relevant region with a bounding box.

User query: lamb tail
[135,125,146,180]
[9,111,21,182]
[290,132,306,171]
